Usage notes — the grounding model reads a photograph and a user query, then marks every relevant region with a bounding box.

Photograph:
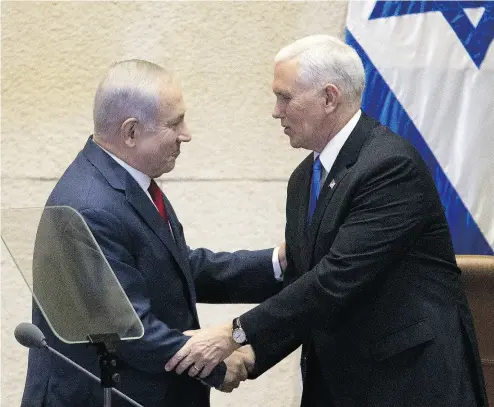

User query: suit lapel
[161,194,198,305]
[126,182,199,318]
[83,138,198,316]
[306,113,377,251]
[307,168,350,244]
[296,155,313,239]
[124,180,185,274]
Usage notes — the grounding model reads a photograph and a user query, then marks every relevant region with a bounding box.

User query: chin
[289,138,302,149]
[164,162,176,174]
[153,164,175,178]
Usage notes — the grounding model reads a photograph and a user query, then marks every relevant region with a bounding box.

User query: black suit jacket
[22,138,282,407]
[241,113,487,407]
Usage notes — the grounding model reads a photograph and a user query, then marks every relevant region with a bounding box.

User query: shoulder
[350,125,440,212]
[47,152,125,215]
[359,124,430,176]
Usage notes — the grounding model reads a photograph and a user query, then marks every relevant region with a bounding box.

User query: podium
[2,206,145,406]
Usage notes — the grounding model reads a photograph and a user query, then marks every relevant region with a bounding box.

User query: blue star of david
[369,1,494,68]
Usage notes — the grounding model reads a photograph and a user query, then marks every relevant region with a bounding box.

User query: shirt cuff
[272,246,283,281]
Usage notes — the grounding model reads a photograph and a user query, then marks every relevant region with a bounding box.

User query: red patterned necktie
[148,179,169,223]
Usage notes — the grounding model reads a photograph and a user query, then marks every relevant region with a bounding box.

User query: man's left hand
[165,324,239,379]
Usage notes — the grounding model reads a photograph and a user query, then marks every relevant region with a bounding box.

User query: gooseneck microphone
[14,322,47,349]
[14,322,143,407]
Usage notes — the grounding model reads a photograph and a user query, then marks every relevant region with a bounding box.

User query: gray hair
[275,35,365,106]
[93,59,173,137]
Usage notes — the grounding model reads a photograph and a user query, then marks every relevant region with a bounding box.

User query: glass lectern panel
[1,206,144,344]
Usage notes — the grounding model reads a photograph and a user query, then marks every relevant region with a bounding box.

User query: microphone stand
[45,345,142,407]
[88,333,123,407]
[15,322,143,406]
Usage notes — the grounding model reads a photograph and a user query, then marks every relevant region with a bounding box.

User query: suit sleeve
[190,247,283,304]
[240,155,437,374]
[247,241,303,378]
[80,209,226,386]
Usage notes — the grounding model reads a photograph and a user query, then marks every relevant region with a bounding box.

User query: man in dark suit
[21,59,284,407]
[166,35,488,406]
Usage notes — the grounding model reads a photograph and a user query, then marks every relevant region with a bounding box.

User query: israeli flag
[346,1,494,254]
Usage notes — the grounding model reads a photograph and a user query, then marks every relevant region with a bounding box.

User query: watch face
[232,328,246,344]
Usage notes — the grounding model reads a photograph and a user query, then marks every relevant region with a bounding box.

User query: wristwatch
[232,317,248,346]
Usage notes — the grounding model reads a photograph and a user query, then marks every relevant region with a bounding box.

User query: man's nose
[179,122,192,142]
[272,102,283,119]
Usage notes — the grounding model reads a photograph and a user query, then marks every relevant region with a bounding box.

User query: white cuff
[272,246,283,281]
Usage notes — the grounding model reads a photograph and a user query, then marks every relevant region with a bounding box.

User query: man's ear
[121,118,139,147]
[323,84,341,114]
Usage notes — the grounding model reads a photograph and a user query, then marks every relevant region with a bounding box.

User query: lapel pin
[329,179,336,189]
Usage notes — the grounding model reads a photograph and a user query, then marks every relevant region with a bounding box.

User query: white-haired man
[21,59,285,407]
[166,36,487,407]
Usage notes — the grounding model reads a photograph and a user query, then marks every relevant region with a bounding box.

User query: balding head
[93,59,174,140]
[92,60,191,178]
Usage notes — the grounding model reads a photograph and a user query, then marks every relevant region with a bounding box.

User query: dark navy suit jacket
[21,138,281,407]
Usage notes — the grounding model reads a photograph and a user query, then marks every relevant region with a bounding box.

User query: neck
[93,133,116,152]
[315,107,358,152]
[93,134,135,168]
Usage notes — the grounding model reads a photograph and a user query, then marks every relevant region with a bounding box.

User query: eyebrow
[274,91,291,98]
[168,113,185,124]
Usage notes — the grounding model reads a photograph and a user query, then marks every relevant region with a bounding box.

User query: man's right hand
[217,346,255,392]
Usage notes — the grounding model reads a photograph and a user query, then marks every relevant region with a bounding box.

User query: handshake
[216,345,255,392]
[178,341,255,393]
[165,243,288,392]
[165,325,256,393]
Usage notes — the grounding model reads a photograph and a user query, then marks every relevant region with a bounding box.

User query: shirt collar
[94,140,152,192]
[315,109,361,173]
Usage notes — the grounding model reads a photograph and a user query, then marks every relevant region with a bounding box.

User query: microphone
[15,322,143,407]
[15,322,47,349]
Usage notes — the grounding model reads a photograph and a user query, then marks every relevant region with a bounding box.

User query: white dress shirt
[315,109,362,183]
